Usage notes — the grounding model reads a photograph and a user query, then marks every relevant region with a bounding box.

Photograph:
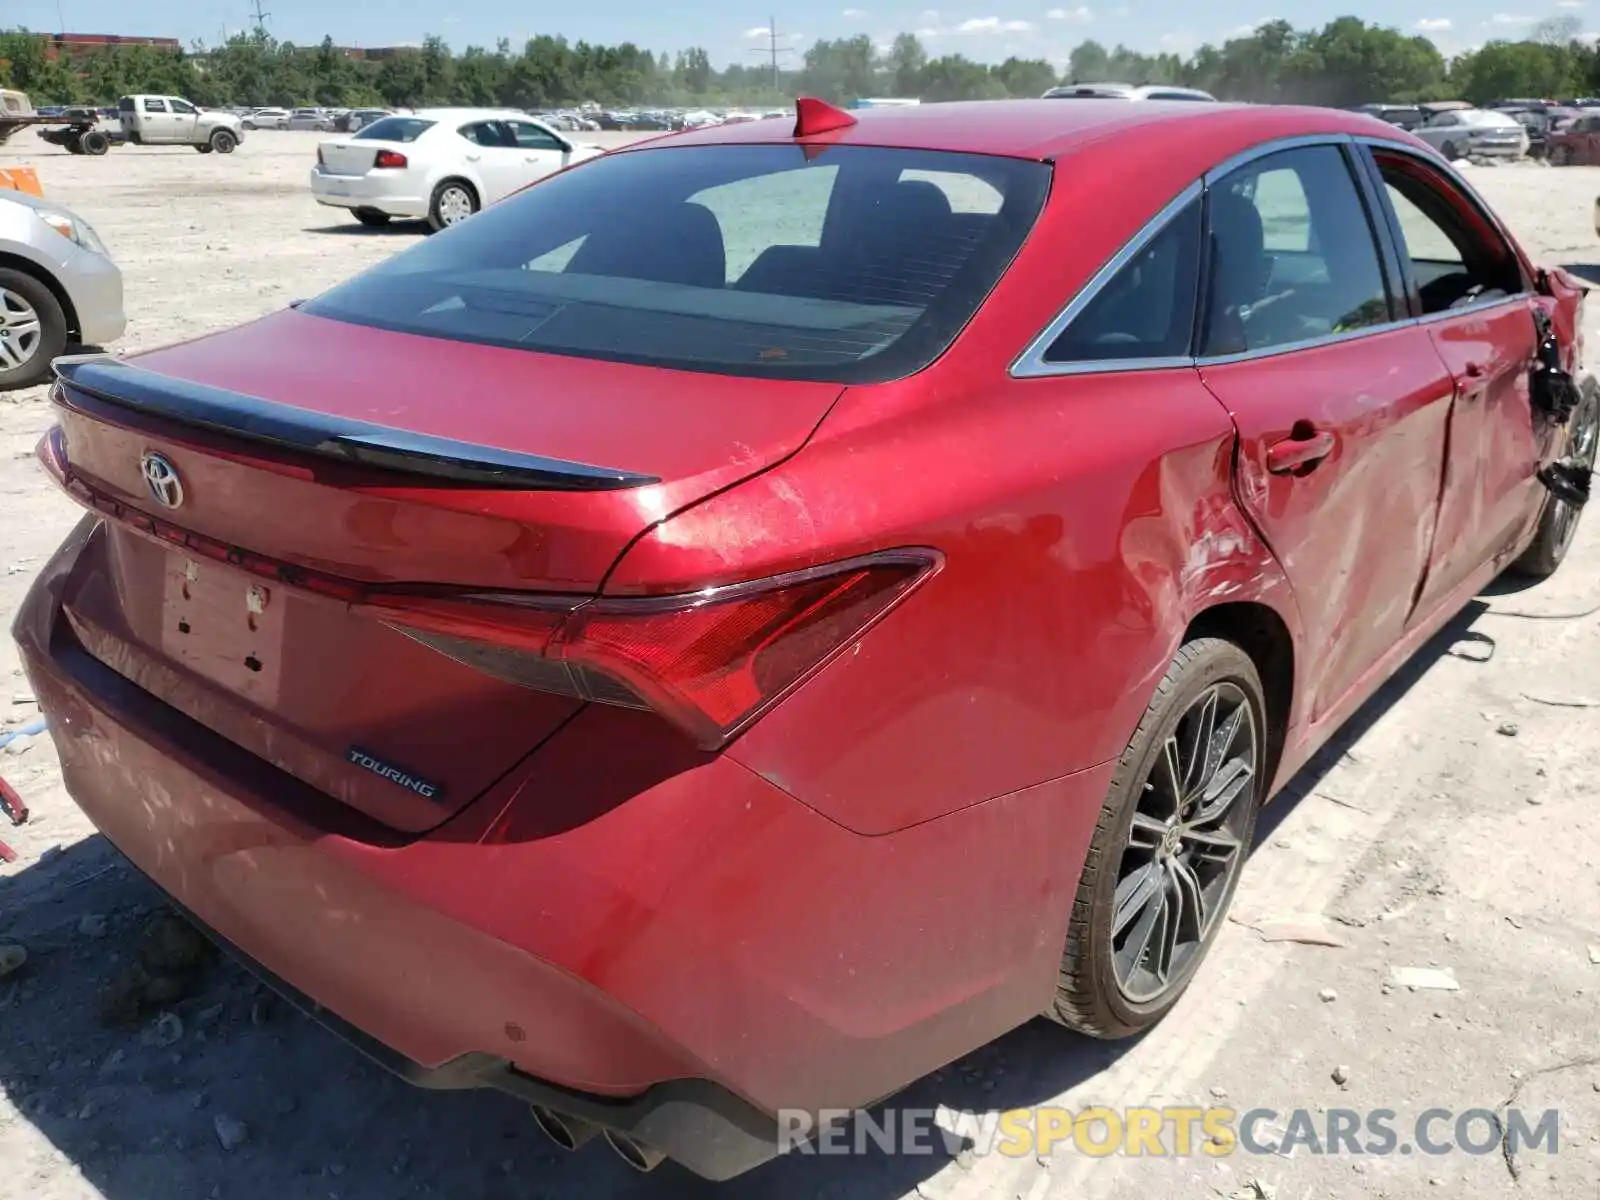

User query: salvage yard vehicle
[1410,106,1528,160]
[310,108,603,230]
[115,95,244,154]
[0,189,124,389]
[240,107,290,130]
[1043,81,1217,101]
[14,97,1598,1180]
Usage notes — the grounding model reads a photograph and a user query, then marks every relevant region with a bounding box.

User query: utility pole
[249,0,271,36]
[747,16,794,94]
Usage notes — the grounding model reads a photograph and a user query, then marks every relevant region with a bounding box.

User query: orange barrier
[0,166,43,197]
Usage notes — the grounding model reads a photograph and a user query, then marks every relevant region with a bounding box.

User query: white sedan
[310,108,604,231]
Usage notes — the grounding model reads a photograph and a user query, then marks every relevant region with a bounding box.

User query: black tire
[426,178,478,232]
[241,121,257,131]
[1049,637,1267,1039]
[195,143,212,154]
[0,268,69,392]
[1442,140,1460,160]
[353,208,392,228]
[210,129,237,154]
[65,136,84,155]
[1551,145,1572,166]
[79,130,110,156]
[1511,379,1600,579]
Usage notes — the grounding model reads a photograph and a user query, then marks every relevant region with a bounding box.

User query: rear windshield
[353,116,436,142]
[301,144,1051,383]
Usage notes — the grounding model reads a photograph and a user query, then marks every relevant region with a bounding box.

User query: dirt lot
[2,130,1600,1200]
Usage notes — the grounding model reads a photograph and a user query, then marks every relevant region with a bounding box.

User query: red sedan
[14,98,1598,1179]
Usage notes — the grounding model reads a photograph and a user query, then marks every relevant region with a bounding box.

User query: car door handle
[464,153,481,162]
[1266,430,1336,474]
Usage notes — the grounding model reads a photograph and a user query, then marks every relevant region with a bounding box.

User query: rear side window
[354,117,436,143]
[118,97,134,112]
[302,144,1051,384]
[1044,196,1202,363]
[1201,144,1390,357]
[141,98,168,113]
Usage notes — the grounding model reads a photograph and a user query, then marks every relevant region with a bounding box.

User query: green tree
[991,57,1058,98]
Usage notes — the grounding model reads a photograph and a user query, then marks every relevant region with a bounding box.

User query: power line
[746,16,794,92]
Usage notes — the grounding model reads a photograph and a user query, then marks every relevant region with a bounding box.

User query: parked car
[0,189,123,389]
[338,107,391,132]
[285,107,333,131]
[310,108,603,231]
[115,95,244,153]
[1409,107,1528,159]
[15,98,1598,1181]
[1043,81,1217,101]
[241,107,290,131]
[1350,103,1425,130]
[1547,112,1600,164]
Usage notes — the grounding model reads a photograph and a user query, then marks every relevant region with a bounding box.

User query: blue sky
[6,1,1595,65]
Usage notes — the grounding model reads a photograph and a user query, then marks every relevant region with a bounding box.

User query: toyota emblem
[140,451,184,509]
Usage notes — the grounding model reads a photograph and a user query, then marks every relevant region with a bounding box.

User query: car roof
[639,99,1423,164]
[411,107,543,122]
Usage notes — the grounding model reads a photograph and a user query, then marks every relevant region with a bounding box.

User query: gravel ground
[2,131,1600,1200]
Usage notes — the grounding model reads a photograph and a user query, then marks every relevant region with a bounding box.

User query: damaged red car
[15,98,1598,1179]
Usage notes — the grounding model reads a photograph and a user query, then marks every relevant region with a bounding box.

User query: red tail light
[358,552,937,750]
[373,149,407,169]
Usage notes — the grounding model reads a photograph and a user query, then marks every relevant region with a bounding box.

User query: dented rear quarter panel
[607,366,1304,837]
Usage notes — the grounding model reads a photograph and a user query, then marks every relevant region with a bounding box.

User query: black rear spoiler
[51,355,660,492]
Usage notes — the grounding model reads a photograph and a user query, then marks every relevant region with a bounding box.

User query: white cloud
[1159,31,1196,49]
[1556,0,1585,8]
[920,8,941,18]
[955,16,1034,33]
[1488,12,1536,24]
[1046,5,1094,20]
[1415,17,1452,30]
[914,25,942,37]
[742,26,771,38]
[842,7,867,16]
[1108,4,1130,13]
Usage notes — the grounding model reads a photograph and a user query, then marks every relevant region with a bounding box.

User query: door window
[141,98,169,113]
[1201,144,1391,357]
[458,121,512,147]
[508,122,566,151]
[1042,196,1203,363]
[1368,150,1525,315]
[170,99,196,115]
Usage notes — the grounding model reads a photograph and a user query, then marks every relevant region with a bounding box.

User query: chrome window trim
[1010,130,1535,380]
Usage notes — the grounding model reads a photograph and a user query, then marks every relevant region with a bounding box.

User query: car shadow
[0,597,1496,1199]
[304,222,428,237]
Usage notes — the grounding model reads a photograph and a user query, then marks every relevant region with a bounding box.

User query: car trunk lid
[45,309,844,831]
[318,139,384,174]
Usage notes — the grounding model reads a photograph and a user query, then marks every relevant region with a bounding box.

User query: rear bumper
[15,515,1105,1178]
[309,167,428,217]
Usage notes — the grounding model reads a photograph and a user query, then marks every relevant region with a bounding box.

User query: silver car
[0,190,125,390]
[1411,108,1528,160]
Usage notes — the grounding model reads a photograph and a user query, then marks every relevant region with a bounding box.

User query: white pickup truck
[114,95,245,153]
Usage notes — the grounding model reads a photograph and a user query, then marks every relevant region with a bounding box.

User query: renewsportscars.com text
[776,1106,1560,1159]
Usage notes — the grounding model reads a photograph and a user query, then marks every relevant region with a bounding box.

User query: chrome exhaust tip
[530,1104,599,1151]
[603,1129,667,1172]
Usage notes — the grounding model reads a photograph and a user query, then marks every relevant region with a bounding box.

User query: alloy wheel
[0,287,43,372]
[438,186,474,225]
[1111,681,1259,1004]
